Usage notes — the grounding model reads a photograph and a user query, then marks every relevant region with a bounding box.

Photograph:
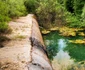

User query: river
[43,31,85,70]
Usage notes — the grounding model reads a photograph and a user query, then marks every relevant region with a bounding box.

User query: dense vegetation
[0,0,27,47]
[0,0,27,33]
[0,0,85,32]
[24,0,85,28]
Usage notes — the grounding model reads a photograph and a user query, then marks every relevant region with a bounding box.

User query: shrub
[0,1,9,16]
[6,0,27,17]
[0,0,27,34]
[0,15,10,22]
[24,0,85,28]
[36,0,67,28]
[0,1,10,22]
[66,13,81,27]
[0,22,9,33]
[25,0,66,28]
[0,0,27,18]
[24,0,37,13]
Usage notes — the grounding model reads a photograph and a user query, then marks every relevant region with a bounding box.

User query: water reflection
[43,31,85,70]
[52,39,74,70]
[45,40,58,60]
[58,39,66,51]
[45,40,54,46]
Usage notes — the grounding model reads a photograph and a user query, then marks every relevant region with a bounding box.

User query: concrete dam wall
[0,14,53,70]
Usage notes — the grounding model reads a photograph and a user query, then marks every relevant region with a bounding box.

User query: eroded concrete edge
[28,15,53,70]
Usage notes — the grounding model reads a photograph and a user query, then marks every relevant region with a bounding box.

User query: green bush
[0,0,27,34]
[0,1,10,22]
[6,0,27,17]
[24,0,37,13]
[65,13,81,27]
[65,4,85,28]
[81,5,85,19]
[81,4,85,27]
[37,0,67,28]
[25,0,66,28]
[0,22,9,33]
[0,0,27,19]
[0,15,10,22]
[0,1,9,16]
[0,0,83,28]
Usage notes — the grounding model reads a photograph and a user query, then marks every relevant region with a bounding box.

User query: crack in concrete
[30,37,48,56]
[27,14,53,70]
[28,37,45,70]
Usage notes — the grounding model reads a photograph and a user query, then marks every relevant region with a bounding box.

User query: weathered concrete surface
[0,14,52,70]
[0,15,32,70]
[29,15,52,70]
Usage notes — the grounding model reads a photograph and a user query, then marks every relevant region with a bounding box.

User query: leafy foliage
[0,0,85,33]
[73,0,85,16]
[24,0,37,13]
[25,0,66,28]
[36,0,65,27]
[0,0,27,33]
[0,1,10,22]
[0,22,9,33]
[24,0,85,28]
[62,0,85,28]
[66,13,81,27]
[0,0,27,18]
[6,0,27,17]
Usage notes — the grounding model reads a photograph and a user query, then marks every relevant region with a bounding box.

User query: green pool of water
[43,31,85,62]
